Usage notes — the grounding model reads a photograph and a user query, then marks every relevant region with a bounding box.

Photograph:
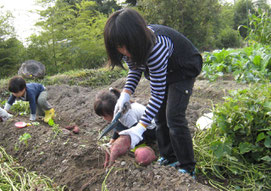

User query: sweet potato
[72,126,80,134]
[107,135,131,167]
[65,125,74,130]
[64,125,80,134]
[135,146,156,166]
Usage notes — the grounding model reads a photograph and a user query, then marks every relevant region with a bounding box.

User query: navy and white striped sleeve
[123,58,144,94]
[140,36,173,125]
[124,35,173,126]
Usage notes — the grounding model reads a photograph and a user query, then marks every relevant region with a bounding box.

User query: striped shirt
[124,34,174,126]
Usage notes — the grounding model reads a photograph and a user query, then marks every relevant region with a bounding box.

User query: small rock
[121,161,126,166]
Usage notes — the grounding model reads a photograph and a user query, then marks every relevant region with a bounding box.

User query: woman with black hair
[104,8,202,176]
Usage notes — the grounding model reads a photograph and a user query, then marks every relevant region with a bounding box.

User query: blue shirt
[7,83,45,115]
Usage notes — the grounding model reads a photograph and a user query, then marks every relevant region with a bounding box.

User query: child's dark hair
[8,76,26,93]
[94,88,121,117]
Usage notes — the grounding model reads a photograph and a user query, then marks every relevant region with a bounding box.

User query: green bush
[216,27,242,49]
[212,83,271,163]
[194,83,271,190]
[202,43,271,83]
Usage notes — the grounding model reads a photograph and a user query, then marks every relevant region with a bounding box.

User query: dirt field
[0,76,247,191]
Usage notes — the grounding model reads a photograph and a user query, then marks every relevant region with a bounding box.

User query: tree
[125,0,137,6]
[137,0,221,50]
[233,0,255,38]
[0,7,14,39]
[59,0,121,14]
[92,0,121,14]
[0,7,26,77]
[27,0,107,74]
[0,37,26,77]
[254,0,271,11]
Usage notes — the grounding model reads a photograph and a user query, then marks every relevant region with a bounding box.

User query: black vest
[149,24,203,83]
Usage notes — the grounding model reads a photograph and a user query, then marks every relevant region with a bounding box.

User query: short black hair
[8,76,26,93]
[94,88,120,117]
[104,8,155,68]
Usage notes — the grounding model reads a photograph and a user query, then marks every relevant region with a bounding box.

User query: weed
[19,133,32,147]
[101,166,114,191]
[10,100,30,116]
[0,146,66,190]
[48,119,62,139]
[194,83,271,190]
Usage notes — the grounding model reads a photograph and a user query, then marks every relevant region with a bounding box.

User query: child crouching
[94,88,157,167]
[4,76,55,122]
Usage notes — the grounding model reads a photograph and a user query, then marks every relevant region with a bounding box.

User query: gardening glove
[119,123,146,149]
[29,114,36,121]
[0,107,13,121]
[4,103,11,111]
[114,91,130,117]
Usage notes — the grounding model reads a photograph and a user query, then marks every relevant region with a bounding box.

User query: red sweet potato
[107,135,131,167]
[135,146,156,166]
[65,125,74,130]
[72,126,80,134]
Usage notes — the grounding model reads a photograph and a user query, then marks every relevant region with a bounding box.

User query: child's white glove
[0,107,13,121]
[114,92,130,116]
[29,114,36,121]
[119,123,146,149]
[4,103,11,111]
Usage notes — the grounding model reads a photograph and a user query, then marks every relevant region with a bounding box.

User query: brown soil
[0,76,247,191]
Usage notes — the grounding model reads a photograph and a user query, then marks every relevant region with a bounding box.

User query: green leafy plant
[10,100,30,116]
[48,119,62,139]
[212,83,271,163]
[194,83,271,190]
[203,43,271,83]
[19,133,32,147]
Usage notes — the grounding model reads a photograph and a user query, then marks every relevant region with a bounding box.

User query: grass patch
[38,67,128,87]
[0,146,66,191]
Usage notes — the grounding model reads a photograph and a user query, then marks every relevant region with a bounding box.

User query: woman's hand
[119,123,147,149]
[114,91,131,116]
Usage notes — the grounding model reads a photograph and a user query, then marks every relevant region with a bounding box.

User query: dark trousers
[155,78,196,172]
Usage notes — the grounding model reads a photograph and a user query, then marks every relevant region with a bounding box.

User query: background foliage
[1,0,270,77]
[194,83,271,190]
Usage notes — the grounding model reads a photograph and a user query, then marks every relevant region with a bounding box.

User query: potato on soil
[65,125,74,130]
[108,135,131,166]
[72,126,80,134]
[135,146,156,166]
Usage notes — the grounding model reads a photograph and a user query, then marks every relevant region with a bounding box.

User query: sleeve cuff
[4,103,11,111]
